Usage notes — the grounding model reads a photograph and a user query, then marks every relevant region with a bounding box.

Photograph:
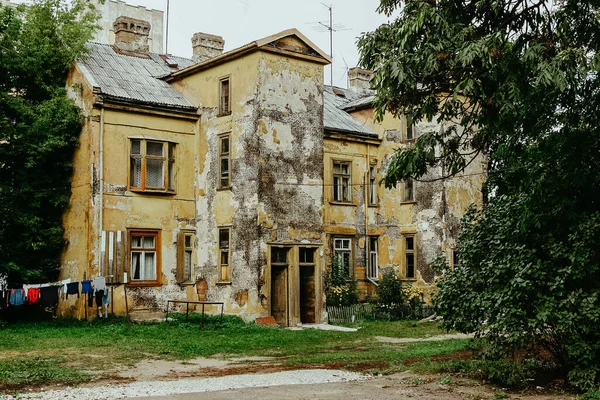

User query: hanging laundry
[26,287,41,305]
[66,282,80,299]
[102,290,110,318]
[39,286,60,307]
[93,276,106,292]
[95,289,104,307]
[81,280,94,307]
[9,289,25,306]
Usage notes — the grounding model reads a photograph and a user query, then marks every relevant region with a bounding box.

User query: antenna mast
[165,0,170,54]
[313,4,349,86]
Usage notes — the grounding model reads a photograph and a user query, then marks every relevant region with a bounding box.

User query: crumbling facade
[60,17,483,325]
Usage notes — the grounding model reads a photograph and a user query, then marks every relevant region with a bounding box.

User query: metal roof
[342,94,375,111]
[323,86,377,137]
[77,43,196,110]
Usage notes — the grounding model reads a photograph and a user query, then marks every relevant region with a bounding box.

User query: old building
[60,16,483,324]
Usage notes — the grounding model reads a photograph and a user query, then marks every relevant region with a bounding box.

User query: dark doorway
[299,247,316,323]
[300,265,315,323]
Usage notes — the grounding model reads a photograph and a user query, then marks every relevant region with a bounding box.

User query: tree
[0,0,99,284]
[358,0,600,389]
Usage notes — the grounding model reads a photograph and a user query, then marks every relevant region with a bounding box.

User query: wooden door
[271,265,288,326]
[300,265,316,323]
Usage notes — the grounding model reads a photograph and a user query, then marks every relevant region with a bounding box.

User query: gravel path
[3,370,367,400]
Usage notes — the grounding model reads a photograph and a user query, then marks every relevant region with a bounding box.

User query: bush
[374,270,424,320]
[325,256,359,307]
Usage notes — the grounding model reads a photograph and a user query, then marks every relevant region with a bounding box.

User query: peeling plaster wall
[61,62,199,317]
[173,51,326,322]
[344,108,485,299]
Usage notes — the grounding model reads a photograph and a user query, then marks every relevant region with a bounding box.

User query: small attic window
[332,88,346,97]
[160,55,178,68]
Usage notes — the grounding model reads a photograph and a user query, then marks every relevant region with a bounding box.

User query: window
[130,139,175,192]
[333,238,352,277]
[218,134,230,189]
[367,237,378,280]
[176,231,194,283]
[219,77,230,115]
[402,179,414,202]
[218,227,230,282]
[368,165,377,205]
[451,249,460,269]
[271,247,288,266]
[299,247,315,265]
[130,230,160,284]
[406,114,414,140]
[405,234,416,279]
[333,161,351,202]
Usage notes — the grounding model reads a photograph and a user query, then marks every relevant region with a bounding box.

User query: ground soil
[137,372,579,400]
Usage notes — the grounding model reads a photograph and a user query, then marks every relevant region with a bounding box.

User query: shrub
[325,256,359,307]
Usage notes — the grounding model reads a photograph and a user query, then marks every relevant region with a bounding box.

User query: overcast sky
[113,0,392,88]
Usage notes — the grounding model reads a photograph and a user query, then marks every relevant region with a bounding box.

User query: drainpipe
[98,107,105,275]
[364,143,378,288]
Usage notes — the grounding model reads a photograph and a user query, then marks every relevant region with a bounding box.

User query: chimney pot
[113,16,151,53]
[348,67,373,90]
[192,32,225,63]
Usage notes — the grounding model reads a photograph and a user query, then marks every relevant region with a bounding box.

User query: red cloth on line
[26,287,41,305]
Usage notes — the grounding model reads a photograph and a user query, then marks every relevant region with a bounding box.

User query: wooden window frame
[176,230,195,284]
[333,237,353,278]
[402,179,414,203]
[218,227,231,283]
[129,139,176,194]
[451,248,460,269]
[404,234,416,279]
[218,133,231,189]
[368,164,378,206]
[405,114,414,141]
[128,229,161,287]
[367,236,379,280]
[332,161,352,203]
[219,77,231,116]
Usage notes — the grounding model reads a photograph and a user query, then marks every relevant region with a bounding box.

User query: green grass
[0,316,468,390]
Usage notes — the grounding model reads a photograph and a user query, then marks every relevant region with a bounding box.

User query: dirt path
[375,332,473,343]
[137,372,577,400]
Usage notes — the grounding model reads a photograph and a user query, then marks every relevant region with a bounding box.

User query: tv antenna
[309,4,350,86]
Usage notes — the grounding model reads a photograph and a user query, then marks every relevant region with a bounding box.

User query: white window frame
[368,236,379,280]
[402,179,414,202]
[333,238,352,277]
[218,134,231,189]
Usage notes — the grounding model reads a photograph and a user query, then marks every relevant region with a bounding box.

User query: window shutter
[176,231,185,283]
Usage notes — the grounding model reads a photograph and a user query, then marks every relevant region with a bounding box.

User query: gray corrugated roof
[77,43,196,110]
[323,86,377,137]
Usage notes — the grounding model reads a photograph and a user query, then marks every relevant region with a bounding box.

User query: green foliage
[0,357,90,387]
[0,0,99,284]
[376,270,404,307]
[360,0,600,389]
[578,389,600,400]
[324,256,360,307]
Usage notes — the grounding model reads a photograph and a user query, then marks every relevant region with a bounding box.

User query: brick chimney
[348,67,373,90]
[113,16,151,53]
[192,32,225,63]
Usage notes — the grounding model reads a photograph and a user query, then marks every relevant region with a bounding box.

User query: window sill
[177,281,195,287]
[329,201,356,207]
[400,200,417,205]
[368,203,379,208]
[129,188,176,196]
[402,278,417,282]
[127,281,162,287]
[216,281,232,286]
[217,112,232,118]
[216,186,231,192]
